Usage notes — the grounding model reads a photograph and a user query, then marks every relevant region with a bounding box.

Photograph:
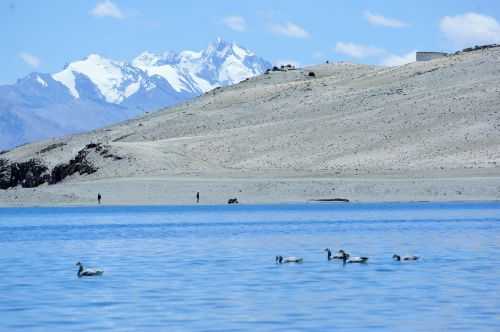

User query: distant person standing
[196,192,200,204]
[97,193,102,205]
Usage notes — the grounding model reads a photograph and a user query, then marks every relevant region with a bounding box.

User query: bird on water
[275,255,303,264]
[392,254,419,261]
[324,248,348,260]
[337,250,368,264]
[76,262,104,277]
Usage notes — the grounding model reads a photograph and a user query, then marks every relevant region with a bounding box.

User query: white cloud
[381,51,417,67]
[335,42,384,58]
[90,0,124,19]
[334,41,415,67]
[440,13,500,48]
[222,16,246,32]
[271,22,309,38]
[19,52,41,68]
[364,11,408,28]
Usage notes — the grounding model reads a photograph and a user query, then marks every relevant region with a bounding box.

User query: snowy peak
[133,38,271,93]
[52,53,155,103]
[195,38,270,86]
[133,51,178,67]
[49,38,269,104]
[133,51,162,67]
[203,38,255,59]
[204,37,232,56]
[132,52,198,93]
[46,39,269,105]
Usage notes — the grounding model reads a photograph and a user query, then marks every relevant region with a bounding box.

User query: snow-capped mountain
[0,39,271,150]
[53,54,153,103]
[133,37,271,93]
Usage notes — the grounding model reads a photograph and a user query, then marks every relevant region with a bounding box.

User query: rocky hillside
[1,46,500,190]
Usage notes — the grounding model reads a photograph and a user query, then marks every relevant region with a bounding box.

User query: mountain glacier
[0,38,271,150]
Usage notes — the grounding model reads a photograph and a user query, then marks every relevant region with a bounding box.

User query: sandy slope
[1,48,500,206]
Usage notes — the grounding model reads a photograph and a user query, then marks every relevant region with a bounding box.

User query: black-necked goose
[275,255,303,264]
[76,262,104,277]
[393,254,419,261]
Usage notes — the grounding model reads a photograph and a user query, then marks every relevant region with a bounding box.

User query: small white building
[416,52,448,62]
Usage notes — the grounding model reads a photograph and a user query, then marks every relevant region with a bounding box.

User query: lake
[0,202,499,331]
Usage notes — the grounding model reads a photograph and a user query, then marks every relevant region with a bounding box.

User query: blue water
[0,202,499,331]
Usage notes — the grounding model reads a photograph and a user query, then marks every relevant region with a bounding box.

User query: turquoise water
[0,202,499,331]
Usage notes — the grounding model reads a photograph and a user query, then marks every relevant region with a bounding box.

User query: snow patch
[36,75,48,87]
[219,55,253,83]
[188,72,215,92]
[135,63,189,92]
[52,70,79,98]
[66,54,127,103]
[232,44,252,59]
[133,51,161,67]
[179,50,202,61]
[124,81,141,98]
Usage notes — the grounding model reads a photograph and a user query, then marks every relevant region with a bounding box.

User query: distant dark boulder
[308,71,316,77]
[228,198,239,204]
[312,198,350,203]
[85,143,99,149]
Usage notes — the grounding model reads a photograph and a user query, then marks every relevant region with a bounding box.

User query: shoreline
[1,175,499,208]
[1,200,500,209]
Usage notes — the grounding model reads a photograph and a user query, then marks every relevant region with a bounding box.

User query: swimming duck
[393,254,419,261]
[324,248,347,260]
[76,262,104,277]
[338,251,368,264]
[276,255,303,264]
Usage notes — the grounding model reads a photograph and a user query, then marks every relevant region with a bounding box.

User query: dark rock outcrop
[90,142,124,161]
[49,146,98,184]
[0,158,49,189]
[0,143,100,189]
[0,158,11,189]
[462,44,499,53]
[39,142,66,154]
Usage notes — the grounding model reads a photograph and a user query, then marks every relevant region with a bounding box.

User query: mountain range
[0,38,271,150]
[1,46,499,204]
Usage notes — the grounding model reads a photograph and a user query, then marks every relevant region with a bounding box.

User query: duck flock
[275,249,419,265]
[76,250,418,278]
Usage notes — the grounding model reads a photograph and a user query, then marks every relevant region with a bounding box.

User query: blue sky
[2,0,500,84]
